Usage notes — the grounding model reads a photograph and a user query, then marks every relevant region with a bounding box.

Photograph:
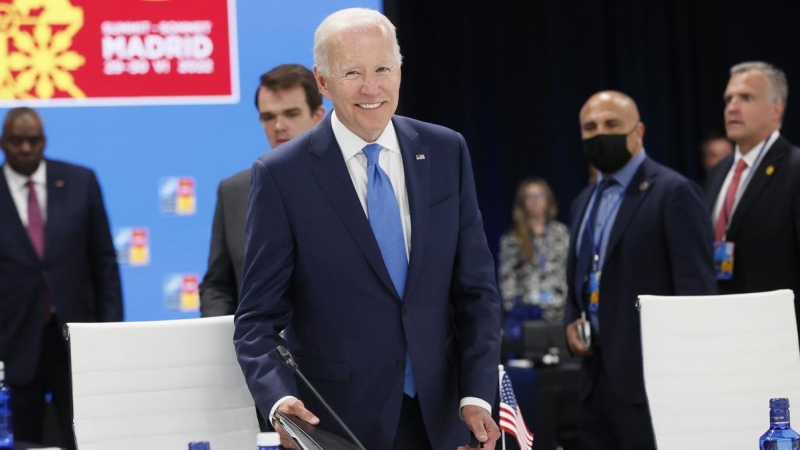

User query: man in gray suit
[200,64,325,317]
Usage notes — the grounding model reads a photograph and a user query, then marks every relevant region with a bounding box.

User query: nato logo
[159,177,196,215]
[113,227,150,266]
[163,273,200,312]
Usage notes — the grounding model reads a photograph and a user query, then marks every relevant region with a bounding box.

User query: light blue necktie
[363,143,416,397]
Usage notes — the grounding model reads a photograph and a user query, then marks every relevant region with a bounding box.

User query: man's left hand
[458,405,500,449]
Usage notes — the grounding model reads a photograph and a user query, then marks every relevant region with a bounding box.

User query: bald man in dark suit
[0,107,122,450]
[565,91,716,450]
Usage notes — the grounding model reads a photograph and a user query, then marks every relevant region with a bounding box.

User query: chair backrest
[638,289,800,450]
[66,315,259,450]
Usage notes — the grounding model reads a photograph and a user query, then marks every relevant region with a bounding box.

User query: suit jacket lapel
[705,156,733,212]
[726,137,788,240]
[570,187,593,303]
[394,117,429,299]
[604,158,657,261]
[0,168,38,258]
[45,160,67,262]
[309,115,400,300]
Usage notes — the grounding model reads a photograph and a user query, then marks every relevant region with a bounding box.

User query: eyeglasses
[525,192,547,201]
[4,135,44,146]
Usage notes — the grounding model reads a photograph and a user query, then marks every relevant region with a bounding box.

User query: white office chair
[66,316,259,450]
[638,289,800,450]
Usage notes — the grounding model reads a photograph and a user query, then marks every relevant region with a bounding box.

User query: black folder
[273,410,361,450]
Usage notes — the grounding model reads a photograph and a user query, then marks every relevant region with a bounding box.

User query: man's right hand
[273,398,320,449]
[566,318,593,356]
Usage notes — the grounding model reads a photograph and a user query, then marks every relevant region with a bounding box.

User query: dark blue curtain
[384,0,800,259]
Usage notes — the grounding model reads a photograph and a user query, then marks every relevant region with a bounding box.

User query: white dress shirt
[4,161,47,226]
[270,112,491,424]
[712,130,779,226]
[331,110,411,259]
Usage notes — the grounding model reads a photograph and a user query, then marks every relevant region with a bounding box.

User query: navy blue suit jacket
[705,136,800,340]
[565,156,716,404]
[234,114,502,449]
[0,159,123,385]
[705,136,800,295]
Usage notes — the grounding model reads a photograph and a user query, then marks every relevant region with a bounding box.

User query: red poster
[0,0,238,106]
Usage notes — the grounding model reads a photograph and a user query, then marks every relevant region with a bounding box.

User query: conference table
[15,360,579,450]
[13,442,62,450]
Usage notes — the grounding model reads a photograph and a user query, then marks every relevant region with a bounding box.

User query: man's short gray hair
[313,8,403,77]
[731,61,788,107]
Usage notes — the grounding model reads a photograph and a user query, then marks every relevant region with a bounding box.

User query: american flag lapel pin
[415,154,425,160]
[55,180,65,188]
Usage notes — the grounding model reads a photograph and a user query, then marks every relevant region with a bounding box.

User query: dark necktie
[578,179,615,275]
[577,179,616,339]
[26,180,45,258]
[362,143,416,397]
[26,180,50,323]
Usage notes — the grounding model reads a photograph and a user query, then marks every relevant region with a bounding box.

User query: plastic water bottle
[759,398,800,449]
[188,441,210,450]
[0,361,12,450]
[257,432,281,450]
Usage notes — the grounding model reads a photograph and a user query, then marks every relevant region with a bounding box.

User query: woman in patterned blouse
[498,178,570,323]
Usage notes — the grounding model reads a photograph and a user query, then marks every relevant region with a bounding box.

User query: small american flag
[499,365,534,450]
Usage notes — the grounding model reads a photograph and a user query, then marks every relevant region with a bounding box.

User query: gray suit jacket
[200,168,250,317]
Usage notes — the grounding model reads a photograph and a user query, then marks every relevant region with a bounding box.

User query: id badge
[714,241,735,280]
[585,271,600,313]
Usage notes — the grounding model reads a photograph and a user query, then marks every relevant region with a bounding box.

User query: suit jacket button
[396,360,406,370]
[401,306,408,317]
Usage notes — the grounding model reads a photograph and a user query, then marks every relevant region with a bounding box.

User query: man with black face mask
[563,91,716,450]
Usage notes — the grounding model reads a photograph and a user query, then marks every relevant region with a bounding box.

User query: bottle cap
[257,432,281,446]
[770,398,790,409]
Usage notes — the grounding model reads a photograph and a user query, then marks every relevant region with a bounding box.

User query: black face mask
[582,132,633,174]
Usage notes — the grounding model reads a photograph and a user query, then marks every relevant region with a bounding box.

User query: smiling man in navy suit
[564,91,716,450]
[234,7,502,450]
[0,107,123,450]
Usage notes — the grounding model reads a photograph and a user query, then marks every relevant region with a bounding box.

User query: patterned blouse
[498,221,570,323]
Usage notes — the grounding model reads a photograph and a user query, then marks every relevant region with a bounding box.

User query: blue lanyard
[585,183,626,272]
[720,136,771,237]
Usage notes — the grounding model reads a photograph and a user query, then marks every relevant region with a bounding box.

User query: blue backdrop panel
[5,0,380,321]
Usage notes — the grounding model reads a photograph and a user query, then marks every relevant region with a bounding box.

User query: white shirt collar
[3,160,47,190]
[734,130,780,168]
[331,110,401,160]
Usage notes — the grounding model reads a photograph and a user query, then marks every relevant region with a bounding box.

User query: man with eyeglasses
[0,107,123,450]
